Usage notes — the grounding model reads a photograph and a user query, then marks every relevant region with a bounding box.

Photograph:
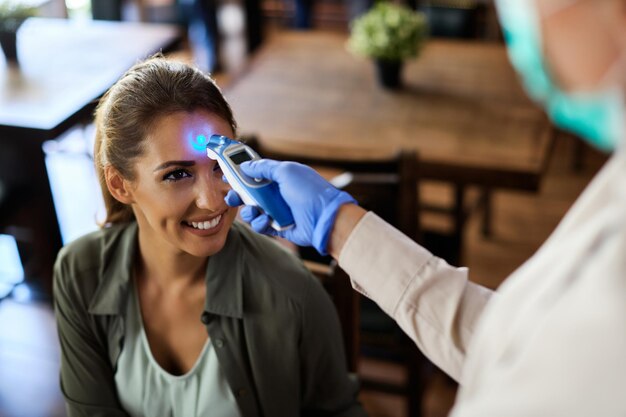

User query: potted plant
[348,1,428,89]
[0,2,37,64]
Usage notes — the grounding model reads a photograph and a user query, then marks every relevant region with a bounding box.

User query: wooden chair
[242,135,431,417]
[303,259,360,372]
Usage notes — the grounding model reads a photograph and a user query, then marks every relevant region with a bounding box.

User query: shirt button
[236,388,246,398]
[200,311,211,325]
[215,338,224,348]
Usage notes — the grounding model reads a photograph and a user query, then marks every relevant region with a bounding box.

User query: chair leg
[571,135,585,172]
[451,184,466,265]
[481,187,493,237]
[406,341,432,417]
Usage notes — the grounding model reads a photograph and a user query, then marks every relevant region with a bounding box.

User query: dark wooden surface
[226,31,554,192]
[0,18,181,296]
[0,18,180,141]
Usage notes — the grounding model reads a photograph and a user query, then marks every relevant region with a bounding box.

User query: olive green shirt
[53,221,366,417]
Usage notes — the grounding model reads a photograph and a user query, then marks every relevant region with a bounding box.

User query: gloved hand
[224,159,357,255]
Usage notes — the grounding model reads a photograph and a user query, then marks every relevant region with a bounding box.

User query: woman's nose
[195,173,229,210]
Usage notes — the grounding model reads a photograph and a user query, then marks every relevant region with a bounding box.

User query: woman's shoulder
[55,223,131,272]
[53,222,135,307]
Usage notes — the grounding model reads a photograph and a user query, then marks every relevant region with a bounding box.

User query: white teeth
[189,215,222,230]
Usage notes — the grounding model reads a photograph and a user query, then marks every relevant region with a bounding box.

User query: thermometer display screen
[230,150,253,165]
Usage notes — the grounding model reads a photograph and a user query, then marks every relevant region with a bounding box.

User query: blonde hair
[94,56,237,226]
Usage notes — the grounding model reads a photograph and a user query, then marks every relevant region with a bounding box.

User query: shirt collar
[88,222,244,320]
[203,224,244,319]
[88,222,137,316]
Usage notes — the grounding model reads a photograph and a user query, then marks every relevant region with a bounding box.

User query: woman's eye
[163,169,192,182]
[212,163,222,173]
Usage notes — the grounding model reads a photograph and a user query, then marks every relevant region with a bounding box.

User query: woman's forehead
[147,111,234,156]
[152,110,231,134]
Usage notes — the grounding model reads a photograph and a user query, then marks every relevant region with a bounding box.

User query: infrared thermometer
[206,135,295,231]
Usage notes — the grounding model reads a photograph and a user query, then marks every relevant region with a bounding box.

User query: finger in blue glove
[225,189,243,207]
[239,205,260,223]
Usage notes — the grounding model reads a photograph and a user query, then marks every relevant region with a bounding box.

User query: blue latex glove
[224,159,357,255]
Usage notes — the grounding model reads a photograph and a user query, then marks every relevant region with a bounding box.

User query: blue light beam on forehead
[192,134,208,152]
[185,130,214,155]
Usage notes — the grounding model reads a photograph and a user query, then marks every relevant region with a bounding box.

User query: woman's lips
[184,214,222,230]
[182,211,227,236]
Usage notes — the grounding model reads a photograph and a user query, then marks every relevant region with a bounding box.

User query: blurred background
[0,0,608,416]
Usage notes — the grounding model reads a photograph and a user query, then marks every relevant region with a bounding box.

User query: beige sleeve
[338,212,493,381]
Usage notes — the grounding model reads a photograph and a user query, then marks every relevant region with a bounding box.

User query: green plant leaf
[347,1,429,61]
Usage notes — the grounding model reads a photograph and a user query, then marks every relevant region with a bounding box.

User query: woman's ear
[105,166,135,205]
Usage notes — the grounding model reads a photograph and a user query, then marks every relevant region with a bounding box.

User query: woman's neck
[135,229,207,290]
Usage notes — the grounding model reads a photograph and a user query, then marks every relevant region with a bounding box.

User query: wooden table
[227,31,553,188]
[0,18,180,296]
[225,31,554,260]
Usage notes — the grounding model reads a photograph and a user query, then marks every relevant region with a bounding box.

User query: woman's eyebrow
[153,160,196,172]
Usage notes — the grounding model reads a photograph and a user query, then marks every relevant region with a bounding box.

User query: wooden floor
[0,299,66,417]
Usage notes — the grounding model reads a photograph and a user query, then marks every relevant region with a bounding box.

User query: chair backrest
[303,259,359,372]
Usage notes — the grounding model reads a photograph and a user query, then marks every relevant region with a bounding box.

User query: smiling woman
[106,109,238,259]
[52,57,367,417]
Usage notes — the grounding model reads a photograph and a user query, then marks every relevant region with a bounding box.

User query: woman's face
[126,110,238,258]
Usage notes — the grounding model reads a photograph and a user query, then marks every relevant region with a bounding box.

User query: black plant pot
[0,30,18,64]
[375,59,403,89]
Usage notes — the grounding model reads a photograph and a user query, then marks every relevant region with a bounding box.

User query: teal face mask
[495,0,624,152]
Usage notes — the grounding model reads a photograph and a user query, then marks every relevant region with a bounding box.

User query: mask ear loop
[607,51,626,149]
[598,53,626,152]
[595,24,626,88]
